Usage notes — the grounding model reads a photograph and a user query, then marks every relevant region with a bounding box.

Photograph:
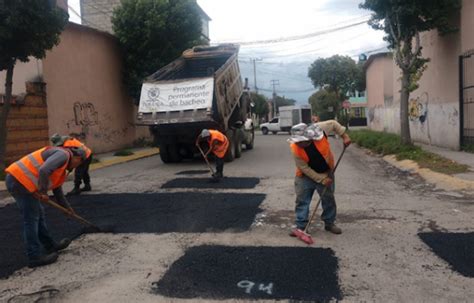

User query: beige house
[365,0,474,150]
[0,22,150,159]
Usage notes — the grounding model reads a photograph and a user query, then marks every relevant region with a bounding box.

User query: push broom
[293,145,347,245]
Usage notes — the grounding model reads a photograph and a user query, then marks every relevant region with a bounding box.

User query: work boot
[28,252,58,268]
[81,184,91,192]
[324,223,342,235]
[67,186,81,196]
[45,238,71,254]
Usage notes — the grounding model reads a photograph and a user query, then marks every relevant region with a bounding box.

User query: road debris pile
[161,177,260,189]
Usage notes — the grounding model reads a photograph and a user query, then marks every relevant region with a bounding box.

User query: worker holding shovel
[5,146,86,268]
[288,120,351,240]
[196,129,229,181]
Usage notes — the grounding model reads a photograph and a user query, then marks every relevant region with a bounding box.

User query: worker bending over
[288,120,351,236]
[5,146,86,268]
[51,134,93,196]
[196,129,229,180]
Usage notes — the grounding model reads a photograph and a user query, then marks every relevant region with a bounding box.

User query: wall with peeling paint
[42,23,150,153]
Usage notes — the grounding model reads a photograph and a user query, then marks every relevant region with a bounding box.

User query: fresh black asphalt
[0,193,265,279]
[161,177,260,189]
[419,232,474,278]
[153,245,342,301]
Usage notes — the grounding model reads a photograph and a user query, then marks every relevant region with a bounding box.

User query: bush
[113,149,134,157]
[0,170,5,181]
[349,129,468,174]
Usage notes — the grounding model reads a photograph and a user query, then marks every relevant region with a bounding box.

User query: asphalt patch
[153,245,342,301]
[176,170,210,175]
[161,177,260,189]
[0,193,265,279]
[419,232,474,278]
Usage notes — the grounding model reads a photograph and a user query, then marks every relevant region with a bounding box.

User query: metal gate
[460,50,474,145]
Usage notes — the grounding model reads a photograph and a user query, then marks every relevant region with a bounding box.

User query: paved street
[1,134,473,302]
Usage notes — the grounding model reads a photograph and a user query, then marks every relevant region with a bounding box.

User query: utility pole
[270,79,280,117]
[251,58,262,93]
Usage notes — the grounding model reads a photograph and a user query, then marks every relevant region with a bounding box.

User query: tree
[360,0,461,144]
[308,55,360,101]
[112,0,203,102]
[308,89,339,121]
[0,0,68,174]
[250,92,269,121]
[274,95,296,113]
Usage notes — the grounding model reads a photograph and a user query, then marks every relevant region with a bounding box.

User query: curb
[383,155,474,192]
[89,148,160,171]
[0,148,160,192]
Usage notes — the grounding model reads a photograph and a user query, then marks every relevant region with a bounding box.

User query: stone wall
[3,82,49,165]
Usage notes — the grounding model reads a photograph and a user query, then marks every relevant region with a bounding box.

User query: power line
[213,19,369,46]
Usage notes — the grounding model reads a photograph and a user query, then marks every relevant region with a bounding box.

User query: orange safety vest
[290,137,335,177]
[5,147,70,193]
[208,130,229,158]
[62,138,92,158]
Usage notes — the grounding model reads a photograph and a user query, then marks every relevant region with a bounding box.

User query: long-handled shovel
[293,145,348,245]
[197,144,215,176]
[34,193,103,232]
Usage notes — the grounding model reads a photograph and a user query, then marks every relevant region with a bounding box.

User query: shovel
[34,193,105,233]
[196,143,215,176]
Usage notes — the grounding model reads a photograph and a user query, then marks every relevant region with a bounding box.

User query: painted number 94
[237,280,274,295]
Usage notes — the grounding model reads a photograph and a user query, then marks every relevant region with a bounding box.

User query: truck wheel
[245,129,254,150]
[159,143,171,163]
[272,131,278,135]
[224,130,235,162]
[235,133,242,158]
[168,144,182,163]
[261,127,268,135]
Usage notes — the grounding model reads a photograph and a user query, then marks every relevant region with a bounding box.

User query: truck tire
[168,144,182,163]
[224,130,235,162]
[261,127,268,135]
[272,131,278,135]
[159,143,171,163]
[245,129,254,150]
[235,132,242,158]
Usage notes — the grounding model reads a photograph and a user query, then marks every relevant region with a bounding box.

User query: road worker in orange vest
[196,129,229,181]
[5,146,86,268]
[288,121,351,236]
[51,134,93,196]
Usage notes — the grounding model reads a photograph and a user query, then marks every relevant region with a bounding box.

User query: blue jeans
[6,175,55,259]
[294,176,337,230]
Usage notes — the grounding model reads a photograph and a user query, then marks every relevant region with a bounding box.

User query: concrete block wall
[80,0,120,33]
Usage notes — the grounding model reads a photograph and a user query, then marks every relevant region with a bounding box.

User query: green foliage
[462,144,474,154]
[0,0,68,70]
[133,137,153,147]
[0,170,4,181]
[113,149,134,157]
[350,129,468,174]
[112,0,203,102]
[250,92,269,119]
[307,55,360,99]
[308,89,338,121]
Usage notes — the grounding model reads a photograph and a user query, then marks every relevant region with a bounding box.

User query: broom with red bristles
[293,145,347,245]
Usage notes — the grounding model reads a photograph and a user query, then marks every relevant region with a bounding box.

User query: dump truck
[136,44,254,163]
[260,105,312,134]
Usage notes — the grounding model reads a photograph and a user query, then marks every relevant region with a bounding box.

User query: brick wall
[80,0,120,33]
[3,82,49,165]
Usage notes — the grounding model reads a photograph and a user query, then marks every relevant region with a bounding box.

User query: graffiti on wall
[74,102,98,127]
[408,93,428,123]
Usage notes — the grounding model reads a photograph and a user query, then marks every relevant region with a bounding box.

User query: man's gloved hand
[34,192,49,203]
[321,177,333,187]
[342,133,352,147]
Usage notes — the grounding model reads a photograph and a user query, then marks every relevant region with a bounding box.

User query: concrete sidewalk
[385,143,474,192]
[0,147,160,192]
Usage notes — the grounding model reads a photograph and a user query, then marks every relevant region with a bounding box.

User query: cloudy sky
[69,0,388,103]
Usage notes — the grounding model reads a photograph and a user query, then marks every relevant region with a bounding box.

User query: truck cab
[260,117,282,135]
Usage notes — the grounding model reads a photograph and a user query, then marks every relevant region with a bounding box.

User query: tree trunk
[400,69,411,145]
[0,63,14,174]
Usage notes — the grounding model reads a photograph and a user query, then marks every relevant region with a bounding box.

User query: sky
[69,0,388,103]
